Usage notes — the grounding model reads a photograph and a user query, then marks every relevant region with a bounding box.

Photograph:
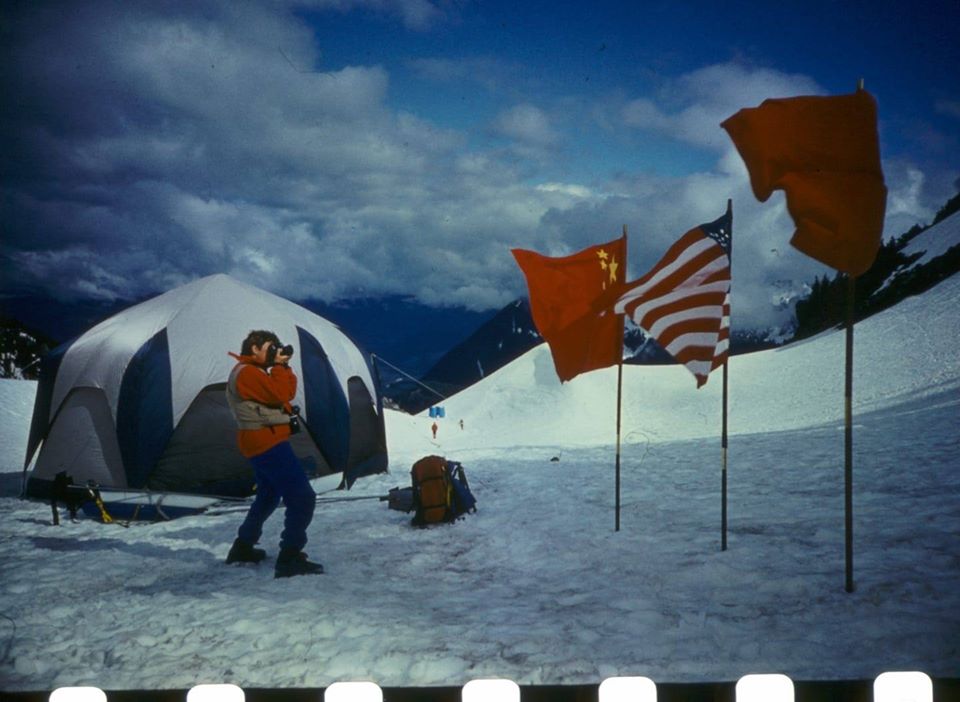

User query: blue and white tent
[23,274,388,498]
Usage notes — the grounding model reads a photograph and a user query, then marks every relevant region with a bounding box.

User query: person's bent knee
[286,489,316,516]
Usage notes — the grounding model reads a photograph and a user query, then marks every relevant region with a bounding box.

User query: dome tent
[23,274,387,498]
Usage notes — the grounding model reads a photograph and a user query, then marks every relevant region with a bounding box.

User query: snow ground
[900,209,960,268]
[879,209,960,291]
[1,276,959,693]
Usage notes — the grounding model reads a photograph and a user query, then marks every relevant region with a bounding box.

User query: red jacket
[228,353,298,458]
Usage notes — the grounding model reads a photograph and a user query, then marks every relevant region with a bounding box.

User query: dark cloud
[1,1,955,331]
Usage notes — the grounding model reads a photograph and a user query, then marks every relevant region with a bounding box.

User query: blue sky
[2,0,958,331]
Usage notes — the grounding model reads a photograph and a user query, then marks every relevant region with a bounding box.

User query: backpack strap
[226,364,291,430]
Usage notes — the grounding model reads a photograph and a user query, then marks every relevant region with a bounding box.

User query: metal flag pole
[722,198,733,551]
[845,271,855,592]
[843,78,866,593]
[721,358,729,550]
[615,223,627,532]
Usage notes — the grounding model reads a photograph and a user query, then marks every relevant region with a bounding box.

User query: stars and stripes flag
[613,211,732,387]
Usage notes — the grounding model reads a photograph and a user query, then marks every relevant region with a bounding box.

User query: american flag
[613,211,732,387]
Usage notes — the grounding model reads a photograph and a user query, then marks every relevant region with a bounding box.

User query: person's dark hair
[241,330,280,356]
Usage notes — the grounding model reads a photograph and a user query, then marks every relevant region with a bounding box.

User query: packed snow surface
[1,276,959,692]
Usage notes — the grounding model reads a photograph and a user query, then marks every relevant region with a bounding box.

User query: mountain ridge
[3,198,958,401]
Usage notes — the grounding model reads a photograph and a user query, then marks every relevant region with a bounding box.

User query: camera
[266,342,294,365]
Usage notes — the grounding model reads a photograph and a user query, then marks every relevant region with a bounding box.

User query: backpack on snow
[410,455,476,526]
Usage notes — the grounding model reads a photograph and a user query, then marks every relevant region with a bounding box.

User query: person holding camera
[224,329,323,578]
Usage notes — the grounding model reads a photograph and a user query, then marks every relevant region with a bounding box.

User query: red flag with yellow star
[512,236,626,382]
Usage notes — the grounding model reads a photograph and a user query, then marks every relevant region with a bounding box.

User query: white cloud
[621,98,671,132]
[288,0,446,31]
[4,7,952,332]
[493,104,560,147]
[392,0,445,31]
[887,167,927,218]
[535,183,595,199]
[622,62,823,151]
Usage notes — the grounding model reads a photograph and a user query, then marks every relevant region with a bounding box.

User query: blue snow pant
[237,441,316,553]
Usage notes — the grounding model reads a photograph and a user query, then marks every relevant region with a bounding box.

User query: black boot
[274,548,324,578]
[225,537,267,565]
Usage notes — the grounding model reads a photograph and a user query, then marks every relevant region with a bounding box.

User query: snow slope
[1,276,959,692]
[879,209,960,291]
[392,267,960,461]
[900,209,960,268]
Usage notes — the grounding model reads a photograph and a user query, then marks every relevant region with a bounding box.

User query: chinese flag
[721,90,887,276]
[512,237,626,382]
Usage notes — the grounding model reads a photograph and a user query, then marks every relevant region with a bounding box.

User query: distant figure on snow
[459,419,464,430]
[224,330,323,578]
[431,421,438,439]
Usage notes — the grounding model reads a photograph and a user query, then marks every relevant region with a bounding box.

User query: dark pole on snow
[615,358,623,532]
[843,77,866,593]
[615,224,627,532]
[845,271,856,592]
[721,198,732,551]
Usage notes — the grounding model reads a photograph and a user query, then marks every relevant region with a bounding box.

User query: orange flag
[721,90,887,276]
[512,237,626,382]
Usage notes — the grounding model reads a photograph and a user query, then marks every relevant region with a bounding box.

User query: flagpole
[615,224,627,532]
[722,198,732,551]
[842,78,866,593]
[844,271,855,592]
